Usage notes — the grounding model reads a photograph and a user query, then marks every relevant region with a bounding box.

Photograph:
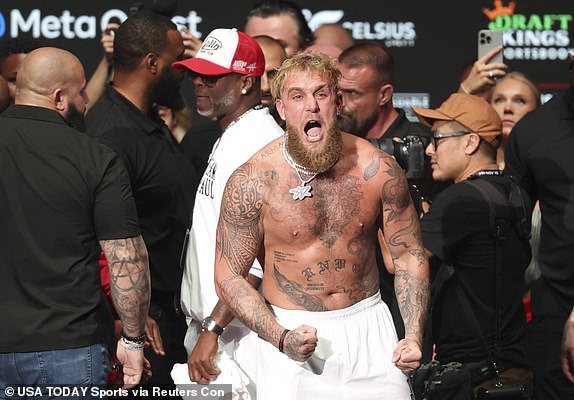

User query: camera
[369,135,429,181]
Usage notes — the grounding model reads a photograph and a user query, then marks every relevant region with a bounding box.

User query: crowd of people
[1,0,573,399]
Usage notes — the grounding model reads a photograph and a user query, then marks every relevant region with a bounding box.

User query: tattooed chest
[276,174,372,247]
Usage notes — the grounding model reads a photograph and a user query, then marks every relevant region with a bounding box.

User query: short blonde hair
[496,71,541,108]
[271,52,341,101]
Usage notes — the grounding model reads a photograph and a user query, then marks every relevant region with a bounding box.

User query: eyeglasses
[188,71,232,86]
[430,131,471,149]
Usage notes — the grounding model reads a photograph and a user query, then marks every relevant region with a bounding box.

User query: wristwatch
[201,316,224,336]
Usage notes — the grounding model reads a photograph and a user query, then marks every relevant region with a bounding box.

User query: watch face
[202,317,214,330]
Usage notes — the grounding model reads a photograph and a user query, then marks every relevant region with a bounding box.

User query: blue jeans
[0,344,108,399]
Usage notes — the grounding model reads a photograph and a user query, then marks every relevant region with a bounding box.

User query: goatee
[285,122,342,174]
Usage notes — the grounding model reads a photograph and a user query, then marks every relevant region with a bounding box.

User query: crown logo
[482,0,516,21]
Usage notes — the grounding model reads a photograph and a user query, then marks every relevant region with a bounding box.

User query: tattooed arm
[378,156,430,372]
[214,164,317,362]
[101,235,150,388]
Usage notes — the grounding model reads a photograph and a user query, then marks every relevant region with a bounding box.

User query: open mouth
[304,120,323,141]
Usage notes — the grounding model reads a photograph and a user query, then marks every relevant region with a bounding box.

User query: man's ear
[379,83,394,106]
[241,75,255,94]
[464,133,482,155]
[53,88,66,112]
[276,98,286,121]
[146,53,159,74]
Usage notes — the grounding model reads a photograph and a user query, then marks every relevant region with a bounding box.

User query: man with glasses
[172,28,283,396]
[413,93,533,394]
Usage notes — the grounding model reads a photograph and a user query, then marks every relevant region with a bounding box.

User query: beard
[197,87,236,119]
[65,101,86,132]
[336,108,377,138]
[285,122,343,174]
[154,66,184,110]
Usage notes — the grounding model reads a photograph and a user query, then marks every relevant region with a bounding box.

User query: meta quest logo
[0,9,202,39]
[483,0,573,61]
[0,12,5,37]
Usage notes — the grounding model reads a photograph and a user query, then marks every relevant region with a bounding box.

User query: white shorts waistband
[269,291,384,324]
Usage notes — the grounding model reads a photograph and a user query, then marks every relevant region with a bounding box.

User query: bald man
[254,35,287,123]
[0,47,150,394]
[313,23,354,51]
[0,75,9,112]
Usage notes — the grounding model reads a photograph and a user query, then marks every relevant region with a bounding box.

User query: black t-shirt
[0,105,140,352]
[505,86,574,305]
[87,85,198,296]
[421,176,530,366]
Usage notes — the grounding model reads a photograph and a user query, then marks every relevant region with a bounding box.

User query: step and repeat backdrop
[0,0,572,109]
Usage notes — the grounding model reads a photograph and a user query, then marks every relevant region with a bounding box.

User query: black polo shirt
[0,105,140,352]
[87,85,198,297]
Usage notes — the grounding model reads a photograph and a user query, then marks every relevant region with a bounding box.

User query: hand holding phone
[459,30,507,95]
[478,30,504,64]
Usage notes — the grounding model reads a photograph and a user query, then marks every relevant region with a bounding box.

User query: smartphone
[478,29,503,64]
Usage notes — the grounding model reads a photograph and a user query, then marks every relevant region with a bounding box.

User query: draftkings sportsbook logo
[482,0,573,60]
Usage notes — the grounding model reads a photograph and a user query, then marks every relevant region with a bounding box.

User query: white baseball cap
[173,28,265,76]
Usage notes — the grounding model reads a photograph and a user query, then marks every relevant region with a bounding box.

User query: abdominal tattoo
[273,265,327,311]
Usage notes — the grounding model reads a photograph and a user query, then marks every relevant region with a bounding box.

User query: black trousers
[528,277,574,400]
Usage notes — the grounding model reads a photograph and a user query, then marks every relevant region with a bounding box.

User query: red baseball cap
[173,28,265,76]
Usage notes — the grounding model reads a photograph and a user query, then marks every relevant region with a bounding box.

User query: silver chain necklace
[282,136,318,200]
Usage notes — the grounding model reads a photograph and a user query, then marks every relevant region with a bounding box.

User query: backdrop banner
[1,0,571,108]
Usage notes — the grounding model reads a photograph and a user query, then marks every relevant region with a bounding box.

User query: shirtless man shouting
[214,52,428,399]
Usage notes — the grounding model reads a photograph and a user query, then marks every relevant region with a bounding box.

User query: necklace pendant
[289,184,313,200]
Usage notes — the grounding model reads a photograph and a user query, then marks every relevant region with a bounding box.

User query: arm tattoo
[382,159,411,223]
[273,265,327,311]
[217,164,265,276]
[386,214,418,249]
[408,248,427,268]
[101,235,150,336]
[218,275,284,346]
[394,269,430,340]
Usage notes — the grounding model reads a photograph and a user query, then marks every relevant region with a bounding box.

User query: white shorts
[180,319,258,398]
[252,292,411,400]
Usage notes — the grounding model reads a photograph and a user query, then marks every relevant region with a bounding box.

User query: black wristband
[278,329,290,353]
[121,331,146,344]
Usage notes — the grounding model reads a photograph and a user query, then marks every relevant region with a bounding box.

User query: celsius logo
[0,12,5,37]
[302,9,416,48]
